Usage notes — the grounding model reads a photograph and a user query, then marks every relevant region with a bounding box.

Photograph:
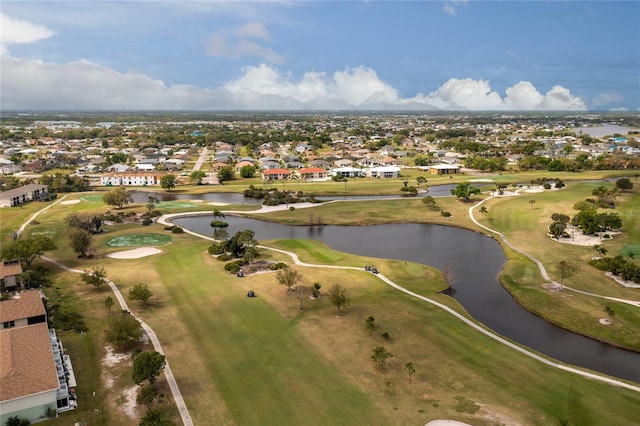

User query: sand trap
[599,318,611,325]
[208,202,229,206]
[524,188,544,193]
[469,178,493,182]
[60,199,81,205]
[107,247,162,259]
[190,199,204,203]
[425,421,473,426]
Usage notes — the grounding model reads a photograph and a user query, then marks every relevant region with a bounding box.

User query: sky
[1,1,639,112]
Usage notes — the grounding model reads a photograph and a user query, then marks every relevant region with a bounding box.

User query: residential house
[422,164,461,175]
[235,161,256,172]
[0,291,76,424]
[367,166,401,179]
[261,169,292,181]
[0,184,49,208]
[0,261,23,291]
[295,167,329,181]
[330,167,366,179]
[100,172,164,186]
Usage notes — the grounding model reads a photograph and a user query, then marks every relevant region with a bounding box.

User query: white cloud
[236,22,271,40]
[0,13,54,53]
[0,55,587,111]
[207,22,283,63]
[592,92,623,107]
[444,0,468,16]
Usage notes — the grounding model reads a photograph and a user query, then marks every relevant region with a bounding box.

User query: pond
[173,215,640,383]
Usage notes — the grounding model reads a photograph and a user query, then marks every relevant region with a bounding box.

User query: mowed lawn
[477,183,640,350]
[112,235,640,426]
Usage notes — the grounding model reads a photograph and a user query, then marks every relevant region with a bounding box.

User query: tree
[365,316,376,331]
[105,311,142,349]
[217,166,235,183]
[404,362,416,383]
[478,205,488,219]
[129,283,153,306]
[328,284,350,313]
[0,234,56,266]
[132,351,166,385]
[529,199,536,209]
[421,195,438,210]
[615,178,633,191]
[548,221,567,240]
[104,296,115,313]
[139,409,174,426]
[160,174,177,191]
[450,182,481,201]
[189,170,206,185]
[239,165,256,178]
[68,227,92,258]
[81,266,107,288]
[146,196,159,214]
[102,186,133,209]
[416,176,427,187]
[312,282,321,298]
[371,346,393,370]
[136,383,158,407]
[276,266,302,292]
[555,260,575,290]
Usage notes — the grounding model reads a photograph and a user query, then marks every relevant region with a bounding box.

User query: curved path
[468,196,640,308]
[160,206,640,393]
[17,199,194,426]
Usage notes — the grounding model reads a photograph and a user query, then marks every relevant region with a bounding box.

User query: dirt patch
[120,386,141,418]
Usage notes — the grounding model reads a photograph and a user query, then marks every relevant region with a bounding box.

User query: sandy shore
[107,247,162,259]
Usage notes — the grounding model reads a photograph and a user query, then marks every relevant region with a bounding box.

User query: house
[0,184,49,208]
[100,172,165,186]
[261,169,292,181]
[421,164,461,175]
[0,291,77,424]
[367,166,401,179]
[0,261,23,291]
[235,160,256,171]
[330,167,366,179]
[295,167,329,181]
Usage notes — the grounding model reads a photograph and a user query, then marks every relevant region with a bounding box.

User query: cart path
[158,211,640,392]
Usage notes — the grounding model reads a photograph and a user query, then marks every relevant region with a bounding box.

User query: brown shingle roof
[0,323,59,402]
[0,291,46,323]
[0,262,23,280]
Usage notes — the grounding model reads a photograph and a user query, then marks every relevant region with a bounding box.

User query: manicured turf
[106,233,172,247]
[80,194,104,202]
[4,174,639,425]
[620,243,640,258]
[156,201,200,209]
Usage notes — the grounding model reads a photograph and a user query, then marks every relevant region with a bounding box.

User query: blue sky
[1,1,638,111]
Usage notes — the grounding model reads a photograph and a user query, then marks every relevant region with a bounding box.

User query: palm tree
[529,199,536,209]
[479,205,488,219]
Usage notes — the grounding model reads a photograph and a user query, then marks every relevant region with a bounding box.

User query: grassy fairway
[479,183,640,351]
[3,174,640,425]
[132,237,640,425]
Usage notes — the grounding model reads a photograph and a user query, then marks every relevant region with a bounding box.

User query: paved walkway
[468,196,640,308]
[159,207,640,393]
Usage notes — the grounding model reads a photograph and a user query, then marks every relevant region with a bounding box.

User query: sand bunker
[60,199,81,205]
[107,247,162,259]
[425,421,472,426]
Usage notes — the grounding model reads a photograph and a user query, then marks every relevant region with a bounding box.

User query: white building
[100,172,165,186]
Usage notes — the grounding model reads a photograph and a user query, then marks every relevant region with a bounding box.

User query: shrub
[170,226,184,234]
[164,225,174,231]
[269,262,288,270]
[210,221,229,228]
[440,211,452,217]
[207,244,225,255]
[224,260,244,274]
[217,253,233,261]
[141,217,153,226]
